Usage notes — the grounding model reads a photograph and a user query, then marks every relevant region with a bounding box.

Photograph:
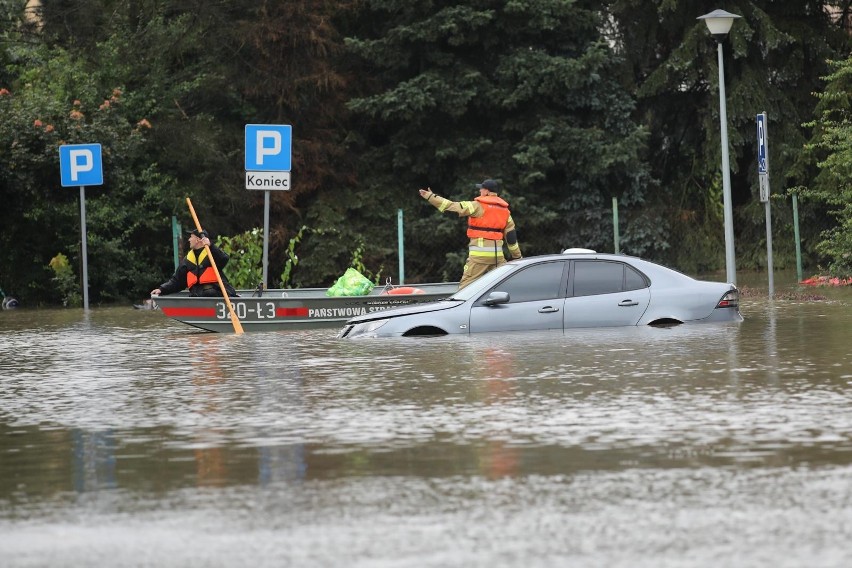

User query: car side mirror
[482,291,510,306]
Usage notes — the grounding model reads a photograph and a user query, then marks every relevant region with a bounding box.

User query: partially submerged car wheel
[402,326,448,337]
[648,318,683,327]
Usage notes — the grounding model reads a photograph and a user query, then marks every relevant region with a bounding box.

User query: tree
[604,0,850,274]
[0,0,243,303]
[797,56,852,277]
[343,0,653,283]
[223,0,360,287]
[0,57,185,303]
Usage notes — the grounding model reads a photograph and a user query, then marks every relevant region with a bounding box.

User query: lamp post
[698,9,740,285]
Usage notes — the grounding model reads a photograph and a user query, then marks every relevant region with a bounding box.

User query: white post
[262,189,270,288]
[717,41,737,285]
[398,209,405,284]
[79,186,89,310]
[758,112,774,297]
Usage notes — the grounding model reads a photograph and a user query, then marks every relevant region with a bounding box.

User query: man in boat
[418,178,522,290]
[150,229,238,297]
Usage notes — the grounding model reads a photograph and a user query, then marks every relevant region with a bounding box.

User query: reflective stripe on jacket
[467,195,510,240]
[468,239,505,259]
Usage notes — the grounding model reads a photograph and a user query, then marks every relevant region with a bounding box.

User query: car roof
[508,251,694,282]
[513,251,642,263]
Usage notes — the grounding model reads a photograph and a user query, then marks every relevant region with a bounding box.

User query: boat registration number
[216,301,277,320]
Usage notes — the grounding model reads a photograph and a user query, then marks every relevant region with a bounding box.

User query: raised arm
[418,187,481,218]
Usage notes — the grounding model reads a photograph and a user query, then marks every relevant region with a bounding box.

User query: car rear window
[624,265,648,291]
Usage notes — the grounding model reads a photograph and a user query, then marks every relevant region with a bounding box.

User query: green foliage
[349,241,383,285]
[280,226,307,288]
[290,194,396,287]
[0,0,364,302]
[0,45,170,303]
[216,229,263,290]
[48,253,81,307]
[215,225,377,291]
[797,57,852,277]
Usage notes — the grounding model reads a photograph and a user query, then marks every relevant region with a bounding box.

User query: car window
[624,264,649,291]
[489,261,566,303]
[572,260,648,297]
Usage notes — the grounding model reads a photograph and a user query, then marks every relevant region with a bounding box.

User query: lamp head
[698,9,741,41]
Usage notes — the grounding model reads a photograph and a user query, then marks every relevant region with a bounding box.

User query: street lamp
[698,9,740,285]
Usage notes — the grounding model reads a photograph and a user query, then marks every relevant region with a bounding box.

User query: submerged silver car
[337,250,742,339]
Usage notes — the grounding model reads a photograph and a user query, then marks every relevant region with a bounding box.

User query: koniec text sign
[245,170,290,190]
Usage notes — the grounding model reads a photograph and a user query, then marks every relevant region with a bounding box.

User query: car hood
[346,298,463,324]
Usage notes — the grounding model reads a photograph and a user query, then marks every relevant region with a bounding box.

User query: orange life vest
[467,195,510,240]
[185,249,218,288]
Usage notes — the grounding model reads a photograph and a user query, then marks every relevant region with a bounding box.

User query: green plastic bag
[326,267,375,297]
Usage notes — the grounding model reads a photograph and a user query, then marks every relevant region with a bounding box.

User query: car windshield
[447,263,517,301]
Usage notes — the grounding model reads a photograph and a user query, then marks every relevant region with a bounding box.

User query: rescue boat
[152,280,457,333]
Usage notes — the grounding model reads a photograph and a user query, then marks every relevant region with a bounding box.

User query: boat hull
[152,282,458,332]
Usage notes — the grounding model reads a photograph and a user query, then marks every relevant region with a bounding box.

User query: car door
[469,260,568,333]
[564,260,651,328]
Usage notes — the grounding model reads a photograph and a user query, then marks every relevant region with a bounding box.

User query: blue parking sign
[59,144,103,187]
[245,124,292,171]
[756,113,768,175]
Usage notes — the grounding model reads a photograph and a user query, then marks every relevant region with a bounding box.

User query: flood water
[1,272,851,567]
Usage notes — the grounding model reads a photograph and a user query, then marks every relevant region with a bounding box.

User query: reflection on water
[72,429,116,492]
[1,285,851,567]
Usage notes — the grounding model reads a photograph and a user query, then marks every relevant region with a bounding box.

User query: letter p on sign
[70,149,93,180]
[256,131,281,165]
[59,143,104,187]
[245,124,292,171]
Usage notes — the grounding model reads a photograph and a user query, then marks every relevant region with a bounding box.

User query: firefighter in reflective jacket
[419,178,522,290]
[150,229,238,297]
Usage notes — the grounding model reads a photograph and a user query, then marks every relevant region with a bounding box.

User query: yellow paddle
[186,197,244,335]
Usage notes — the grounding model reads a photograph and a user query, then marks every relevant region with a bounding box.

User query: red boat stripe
[162,307,217,317]
[276,307,309,317]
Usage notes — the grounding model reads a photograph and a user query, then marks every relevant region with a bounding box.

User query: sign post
[59,143,103,310]
[397,209,405,284]
[245,124,292,289]
[756,112,774,296]
[612,197,620,254]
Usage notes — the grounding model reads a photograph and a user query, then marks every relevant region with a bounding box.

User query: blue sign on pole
[756,113,768,175]
[245,124,292,171]
[59,144,104,187]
